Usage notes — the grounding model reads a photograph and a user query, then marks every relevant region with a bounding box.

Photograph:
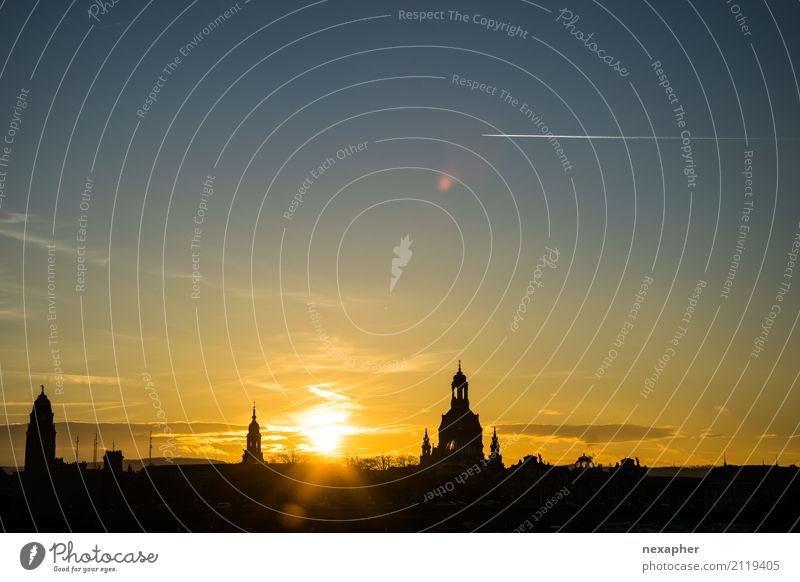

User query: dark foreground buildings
[1,374,799,533]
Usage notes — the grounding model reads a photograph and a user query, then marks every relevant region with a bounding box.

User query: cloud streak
[496,423,677,444]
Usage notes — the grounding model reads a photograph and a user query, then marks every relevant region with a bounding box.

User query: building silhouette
[488,426,502,467]
[420,428,431,463]
[5,375,800,533]
[24,385,56,474]
[420,362,484,467]
[242,403,263,463]
[103,447,124,474]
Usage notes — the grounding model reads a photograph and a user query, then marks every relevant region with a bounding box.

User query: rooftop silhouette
[1,373,798,533]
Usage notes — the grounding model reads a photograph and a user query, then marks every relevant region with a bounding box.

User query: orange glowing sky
[2,1,800,471]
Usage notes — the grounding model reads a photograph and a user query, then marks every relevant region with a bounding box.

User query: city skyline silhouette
[1,0,799,537]
[3,367,798,533]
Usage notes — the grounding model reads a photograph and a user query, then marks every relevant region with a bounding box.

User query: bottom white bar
[1,533,796,580]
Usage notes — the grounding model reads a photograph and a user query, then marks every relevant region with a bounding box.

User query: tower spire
[242,402,264,463]
[420,427,432,463]
[24,385,56,474]
[489,426,501,465]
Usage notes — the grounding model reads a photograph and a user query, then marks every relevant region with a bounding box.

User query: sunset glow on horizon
[1,0,799,475]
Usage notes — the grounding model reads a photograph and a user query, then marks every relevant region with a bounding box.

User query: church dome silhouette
[33,385,52,413]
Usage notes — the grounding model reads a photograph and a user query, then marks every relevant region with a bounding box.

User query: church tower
[429,362,484,467]
[420,428,432,464]
[242,403,264,463]
[24,385,56,474]
[489,427,502,466]
[450,360,469,408]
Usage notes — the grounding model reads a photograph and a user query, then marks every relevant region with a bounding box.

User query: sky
[1,0,799,468]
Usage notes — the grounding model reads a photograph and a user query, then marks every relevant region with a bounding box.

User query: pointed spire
[421,427,432,461]
[489,426,501,464]
[458,360,462,374]
[252,402,256,421]
[40,384,45,394]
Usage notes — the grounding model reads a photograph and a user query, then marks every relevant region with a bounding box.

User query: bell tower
[24,386,56,474]
[430,362,484,466]
[489,427,502,465]
[242,403,264,463]
[450,360,469,408]
[420,428,432,464]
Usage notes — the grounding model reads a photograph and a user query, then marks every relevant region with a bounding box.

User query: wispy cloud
[758,433,800,440]
[537,408,563,416]
[0,211,107,266]
[308,384,357,405]
[496,423,677,444]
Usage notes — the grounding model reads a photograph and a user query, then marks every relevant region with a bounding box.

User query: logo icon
[20,542,46,570]
[389,234,413,292]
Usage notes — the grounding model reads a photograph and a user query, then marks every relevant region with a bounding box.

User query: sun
[307,424,346,453]
[302,409,350,453]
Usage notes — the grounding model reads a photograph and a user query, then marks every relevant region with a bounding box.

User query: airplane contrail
[482,134,797,140]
